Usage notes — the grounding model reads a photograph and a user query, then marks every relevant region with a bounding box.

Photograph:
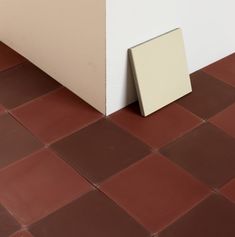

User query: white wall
[106,0,235,115]
[0,0,106,114]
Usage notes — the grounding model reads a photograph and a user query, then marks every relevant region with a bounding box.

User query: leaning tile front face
[12,88,103,144]
[101,154,209,233]
[220,179,235,203]
[0,204,20,237]
[210,103,235,139]
[160,123,235,188]
[0,62,61,109]
[203,53,235,87]
[30,191,150,237]
[10,230,33,237]
[159,194,235,237]
[177,71,235,119]
[0,42,26,72]
[51,119,150,184]
[0,149,92,225]
[129,28,192,116]
[110,102,201,148]
[0,114,42,168]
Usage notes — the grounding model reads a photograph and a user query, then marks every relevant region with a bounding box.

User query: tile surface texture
[12,88,103,144]
[160,123,235,188]
[30,191,150,237]
[129,28,192,116]
[0,149,92,225]
[0,204,20,237]
[0,62,61,109]
[210,102,235,139]
[101,154,210,233]
[52,119,150,184]
[0,42,26,72]
[177,70,235,119]
[0,44,235,237]
[110,102,201,148]
[0,104,5,114]
[203,53,235,87]
[10,230,33,237]
[220,179,235,203]
[159,194,235,237]
[0,114,42,169]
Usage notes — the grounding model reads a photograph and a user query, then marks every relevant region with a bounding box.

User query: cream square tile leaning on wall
[1,0,235,115]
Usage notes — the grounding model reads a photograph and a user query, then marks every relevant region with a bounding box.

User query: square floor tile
[10,230,33,237]
[0,204,20,237]
[177,70,235,119]
[210,103,235,139]
[203,53,235,87]
[11,88,103,144]
[160,123,235,188]
[0,114,42,169]
[51,119,150,184]
[0,42,26,72]
[159,194,235,237]
[0,149,92,225]
[101,154,209,233]
[0,62,61,109]
[30,191,150,237]
[110,102,201,148]
[220,179,235,203]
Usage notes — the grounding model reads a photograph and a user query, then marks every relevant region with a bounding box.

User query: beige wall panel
[129,29,192,116]
[0,0,106,114]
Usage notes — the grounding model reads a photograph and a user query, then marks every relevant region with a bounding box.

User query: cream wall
[0,0,106,114]
[106,0,235,115]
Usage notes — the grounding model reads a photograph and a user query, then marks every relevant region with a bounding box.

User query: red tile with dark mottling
[110,103,201,148]
[11,88,103,144]
[0,62,61,109]
[203,53,235,87]
[0,42,26,72]
[0,149,92,225]
[101,154,210,233]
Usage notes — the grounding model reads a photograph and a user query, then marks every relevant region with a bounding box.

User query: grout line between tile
[46,115,104,146]
[0,60,28,74]
[202,69,235,89]
[154,191,213,235]
[8,86,63,112]
[108,104,205,151]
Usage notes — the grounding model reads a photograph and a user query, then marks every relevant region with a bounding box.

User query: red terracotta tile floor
[0,42,235,237]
